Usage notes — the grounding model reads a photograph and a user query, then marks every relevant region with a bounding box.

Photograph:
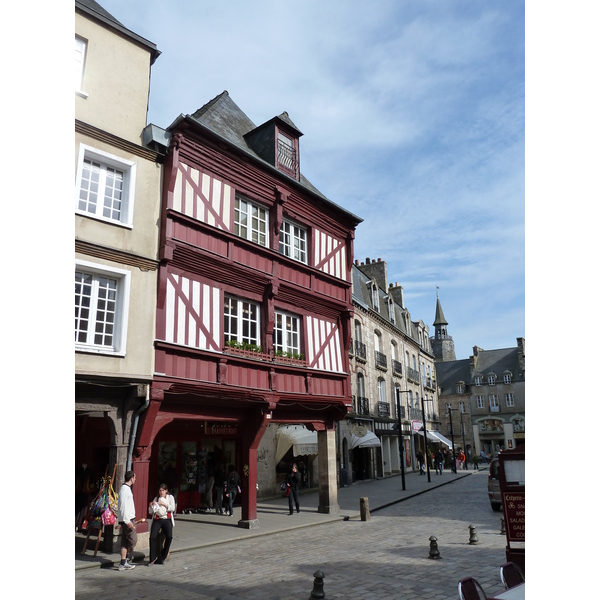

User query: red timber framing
[135,100,361,525]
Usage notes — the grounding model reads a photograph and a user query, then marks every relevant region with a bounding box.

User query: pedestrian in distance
[459,449,466,470]
[117,470,138,570]
[148,483,175,566]
[416,450,425,475]
[435,449,444,475]
[286,463,301,515]
[480,449,488,464]
[214,462,226,515]
[226,465,240,517]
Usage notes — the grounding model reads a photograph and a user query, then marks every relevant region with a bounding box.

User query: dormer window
[388,299,395,324]
[372,284,379,312]
[475,376,482,386]
[488,374,497,386]
[456,383,465,394]
[503,373,512,384]
[277,131,298,177]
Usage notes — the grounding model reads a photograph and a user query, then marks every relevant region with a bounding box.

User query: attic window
[277,132,298,177]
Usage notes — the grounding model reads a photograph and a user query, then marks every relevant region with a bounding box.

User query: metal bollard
[309,569,326,599]
[360,497,371,521]
[500,516,506,535]
[428,535,441,559]
[468,525,479,545]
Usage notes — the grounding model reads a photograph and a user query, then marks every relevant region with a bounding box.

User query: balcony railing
[424,377,436,390]
[354,341,367,361]
[377,401,390,417]
[392,359,403,377]
[375,351,388,370]
[277,139,298,176]
[355,396,370,416]
[406,366,420,384]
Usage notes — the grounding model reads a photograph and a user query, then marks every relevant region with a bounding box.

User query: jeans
[228,489,237,515]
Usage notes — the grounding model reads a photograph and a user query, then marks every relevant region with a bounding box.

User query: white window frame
[489,394,499,411]
[459,401,465,413]
[372,284,379,312]
[75,144,136,228]
[456,383,464,394]
[279,219,307,263]
[475,376,482,386]
[377,378,386,403]
[476,395,485,409]
[505,393,515,407]
[223,296,260,346]
[234,196,268,247]
[389,299,395,324]
[488,374,496,385]
[75,260,130,356]
[504,373,512,384]
[75,36,88,97]
[273,310,301,355]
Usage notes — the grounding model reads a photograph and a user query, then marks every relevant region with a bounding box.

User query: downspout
[127,384,150,472]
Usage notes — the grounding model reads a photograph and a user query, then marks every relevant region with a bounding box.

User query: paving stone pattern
[75,472,509,599]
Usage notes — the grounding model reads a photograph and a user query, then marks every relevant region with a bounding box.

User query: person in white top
[148,483,176,565]
[117,470,137,571]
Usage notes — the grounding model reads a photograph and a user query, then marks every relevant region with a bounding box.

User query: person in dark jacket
[214,462,226,515]
[225,465,240,517]
[416,450,425,475]
[286,463,301,515]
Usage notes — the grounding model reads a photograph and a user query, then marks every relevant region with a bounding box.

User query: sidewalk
[76,466,482,571]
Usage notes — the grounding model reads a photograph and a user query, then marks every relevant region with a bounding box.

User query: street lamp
[395,388,411,490]
[421,396,431,482]
[447,405,458,473]
[459,409,468,470]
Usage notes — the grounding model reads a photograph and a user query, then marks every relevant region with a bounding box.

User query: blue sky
[95,0,525,360]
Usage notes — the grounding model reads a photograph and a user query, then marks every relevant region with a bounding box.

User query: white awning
[415,429,442,444]
[350,431,381,450]
[428,430,456,449]
[275,425,318,463]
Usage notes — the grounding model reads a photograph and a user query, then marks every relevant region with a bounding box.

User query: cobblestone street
[75,471,512,599]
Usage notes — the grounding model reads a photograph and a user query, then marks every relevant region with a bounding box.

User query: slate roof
[435,359,471,398]
[352,264,422,345]
[76,0,160,63]
[171,91,361,224]
[433,297,448,326]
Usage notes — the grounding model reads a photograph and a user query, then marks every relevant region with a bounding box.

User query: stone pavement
[76,465,483,572]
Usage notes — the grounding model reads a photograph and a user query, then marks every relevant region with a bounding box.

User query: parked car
[487,458,502,511]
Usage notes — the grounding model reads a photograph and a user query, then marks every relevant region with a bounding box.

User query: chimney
[516,337,525,373]
[358,257,388,291]
[388,282,404,308]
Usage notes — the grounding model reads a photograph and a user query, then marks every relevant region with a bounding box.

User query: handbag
[279,482,287,492]
[101,507,116,526]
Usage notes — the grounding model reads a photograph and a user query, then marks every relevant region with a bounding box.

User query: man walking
[117,470,137,570]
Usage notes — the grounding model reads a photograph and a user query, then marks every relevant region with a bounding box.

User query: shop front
[152,420,241,512]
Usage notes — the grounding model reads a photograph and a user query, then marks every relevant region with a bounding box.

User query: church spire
[430,289,456,362]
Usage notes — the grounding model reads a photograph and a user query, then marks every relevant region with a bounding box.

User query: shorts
[119,521,138,551]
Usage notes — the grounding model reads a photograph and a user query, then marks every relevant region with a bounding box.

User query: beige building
[75,0,161,532]
[341,258,443,483]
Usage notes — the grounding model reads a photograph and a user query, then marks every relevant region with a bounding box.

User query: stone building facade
[341,257,443,483]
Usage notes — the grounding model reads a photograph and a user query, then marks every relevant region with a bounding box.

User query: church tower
[430,290,456,362]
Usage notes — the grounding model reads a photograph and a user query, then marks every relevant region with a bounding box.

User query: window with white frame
[224,296,260,346]
[505,393,515,407]
[504,373,512,384]
[75,261,130,354]
[75,36,87,93]
[459,401,465,413]
[273,311,300,355]
[456,383,464,394]
[475,376,482,386]
[234,196,268,246]
[377,378,386,403]
[488,374,496,385]
[372,284,379,312]
[354,320,362,344]
[476,395,485,408]
[389,299,395,324]
[75,145,136,227]
[279,219,307,263]
[489,394,499,411]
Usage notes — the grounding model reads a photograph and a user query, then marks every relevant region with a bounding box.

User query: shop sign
[204,422,238,435]
[294,443,318,456]
[411,420,423,432]
[502,492,525,542]
[514,432,525,439]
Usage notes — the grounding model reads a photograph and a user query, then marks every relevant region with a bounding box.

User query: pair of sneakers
[118,557,135,571]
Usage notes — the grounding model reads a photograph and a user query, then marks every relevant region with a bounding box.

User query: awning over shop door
[415,429,442,444]
[275,425,318,463]
[350,431,381,450]
[428,430,456,449]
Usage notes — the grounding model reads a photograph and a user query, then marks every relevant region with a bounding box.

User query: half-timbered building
[137,92,362,526]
